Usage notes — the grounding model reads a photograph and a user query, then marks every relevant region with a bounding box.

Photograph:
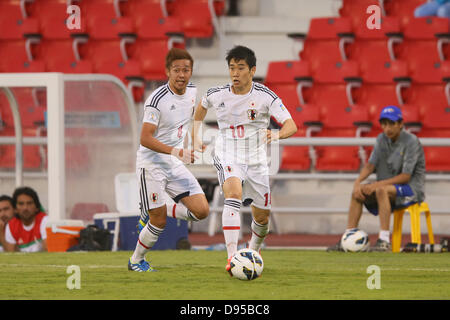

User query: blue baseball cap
[379,105,402,122]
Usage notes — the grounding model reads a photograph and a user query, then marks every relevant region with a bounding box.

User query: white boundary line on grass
[0,263,124,269]
[0,263,449,272]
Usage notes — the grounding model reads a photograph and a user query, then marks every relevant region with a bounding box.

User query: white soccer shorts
[137,164,204,211]
[213,155,271,210]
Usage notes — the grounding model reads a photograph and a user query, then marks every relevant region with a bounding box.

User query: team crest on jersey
[226,166,233,173]
[151,193,158,203]
[247,109,257,120]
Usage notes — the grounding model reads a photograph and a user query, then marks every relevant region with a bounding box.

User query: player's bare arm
[3,240,17,252]
[266,118,297,144]
[140,122,195,163]
[191,103,208,152]
[361,172,411,196]
[353,162,376,201]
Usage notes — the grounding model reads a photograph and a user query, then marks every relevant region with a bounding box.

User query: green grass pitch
[0,250,448,300]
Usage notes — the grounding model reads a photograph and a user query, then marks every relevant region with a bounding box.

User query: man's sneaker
[225,258,233,277]
[137,218,147,233]
[128,258,157,272]
[369,239,391,252]
[327,241,344,252]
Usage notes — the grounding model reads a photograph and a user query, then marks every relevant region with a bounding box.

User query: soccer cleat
[225,258,233,277]
[136,218,147,233]
[369,239,391,252]
[128,258,157,272]
[326,241,344,252]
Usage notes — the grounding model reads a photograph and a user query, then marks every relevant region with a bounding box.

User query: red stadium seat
[0,37,45,72]
[129,36,185,81]
[79,0,133,39]
[127,0,183,39]
[0,87,46,170]
[167,0,224,38]
[348,16,402,73]
[10,87,46,129]
[0,0,38,40]
[0,128,43,170]
[384,0,429,27]
[304,60,367,171]
[417,129,450,172]
[339,0,383,29]
[280,147,311,171]
[36,36,93,73]
[265,60,310,86]
[265,60,312,124]
[356,60,410,131]
[299,17,353,73]
[396,17,450,81]
[85,36,141,82]
[30,0,87,39]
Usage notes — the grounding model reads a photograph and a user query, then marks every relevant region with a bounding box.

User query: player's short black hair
[12,186,42,212]
[0,195,14,207]
[226,45,256,69]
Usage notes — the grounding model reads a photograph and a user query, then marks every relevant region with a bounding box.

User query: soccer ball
[229,248,264,280]
[341,229,370,252]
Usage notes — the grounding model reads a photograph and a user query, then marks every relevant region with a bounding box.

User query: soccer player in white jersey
[128,48,209,272]
[192,45,298,275]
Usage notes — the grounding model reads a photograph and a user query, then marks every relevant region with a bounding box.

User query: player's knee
[149,209,167,229]
[192,204,209,220]
[351,191,363,203]
[225,192,242,200]
[254,215,269,225]
[375,186,388,198]
[151,217,166,229]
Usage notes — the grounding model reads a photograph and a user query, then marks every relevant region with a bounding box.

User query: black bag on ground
[67,225,112,251]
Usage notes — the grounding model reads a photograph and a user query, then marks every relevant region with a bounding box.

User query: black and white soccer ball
[229,248,264,280]
[341,229,370,252]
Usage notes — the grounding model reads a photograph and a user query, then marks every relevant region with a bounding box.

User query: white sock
[131,222,164,263]
[166,203,199,222]
[379,230,390,243]
[249,219,269,252]
[222,198,241,259]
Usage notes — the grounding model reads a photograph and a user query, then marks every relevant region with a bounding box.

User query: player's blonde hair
[165,48,194,70]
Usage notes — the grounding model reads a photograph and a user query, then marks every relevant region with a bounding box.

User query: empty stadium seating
[348,16,402,74]
[1,0,450,173]
[356,59,410,130]
[0,36,45,73]
[167,0,225,38]
[384,0,428,27]
[396,17,450,81]
[79,0,133,39]
[297,17,354,74]
[339,0,384,29]
[307,60,368,171]
[0,0,39,40]
[127,0,184,39]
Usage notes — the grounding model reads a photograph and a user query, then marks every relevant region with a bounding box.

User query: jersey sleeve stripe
[254,85,278,100]
[149,87,168,109]
[207,88,221,97]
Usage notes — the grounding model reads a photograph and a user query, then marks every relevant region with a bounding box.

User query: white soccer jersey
[136,82,197,169]
[201,82,292,165]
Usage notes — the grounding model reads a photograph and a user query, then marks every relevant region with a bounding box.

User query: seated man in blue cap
[328,106,426,252]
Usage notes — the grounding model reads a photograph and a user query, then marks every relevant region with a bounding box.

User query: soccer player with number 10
[192,45,298,275]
